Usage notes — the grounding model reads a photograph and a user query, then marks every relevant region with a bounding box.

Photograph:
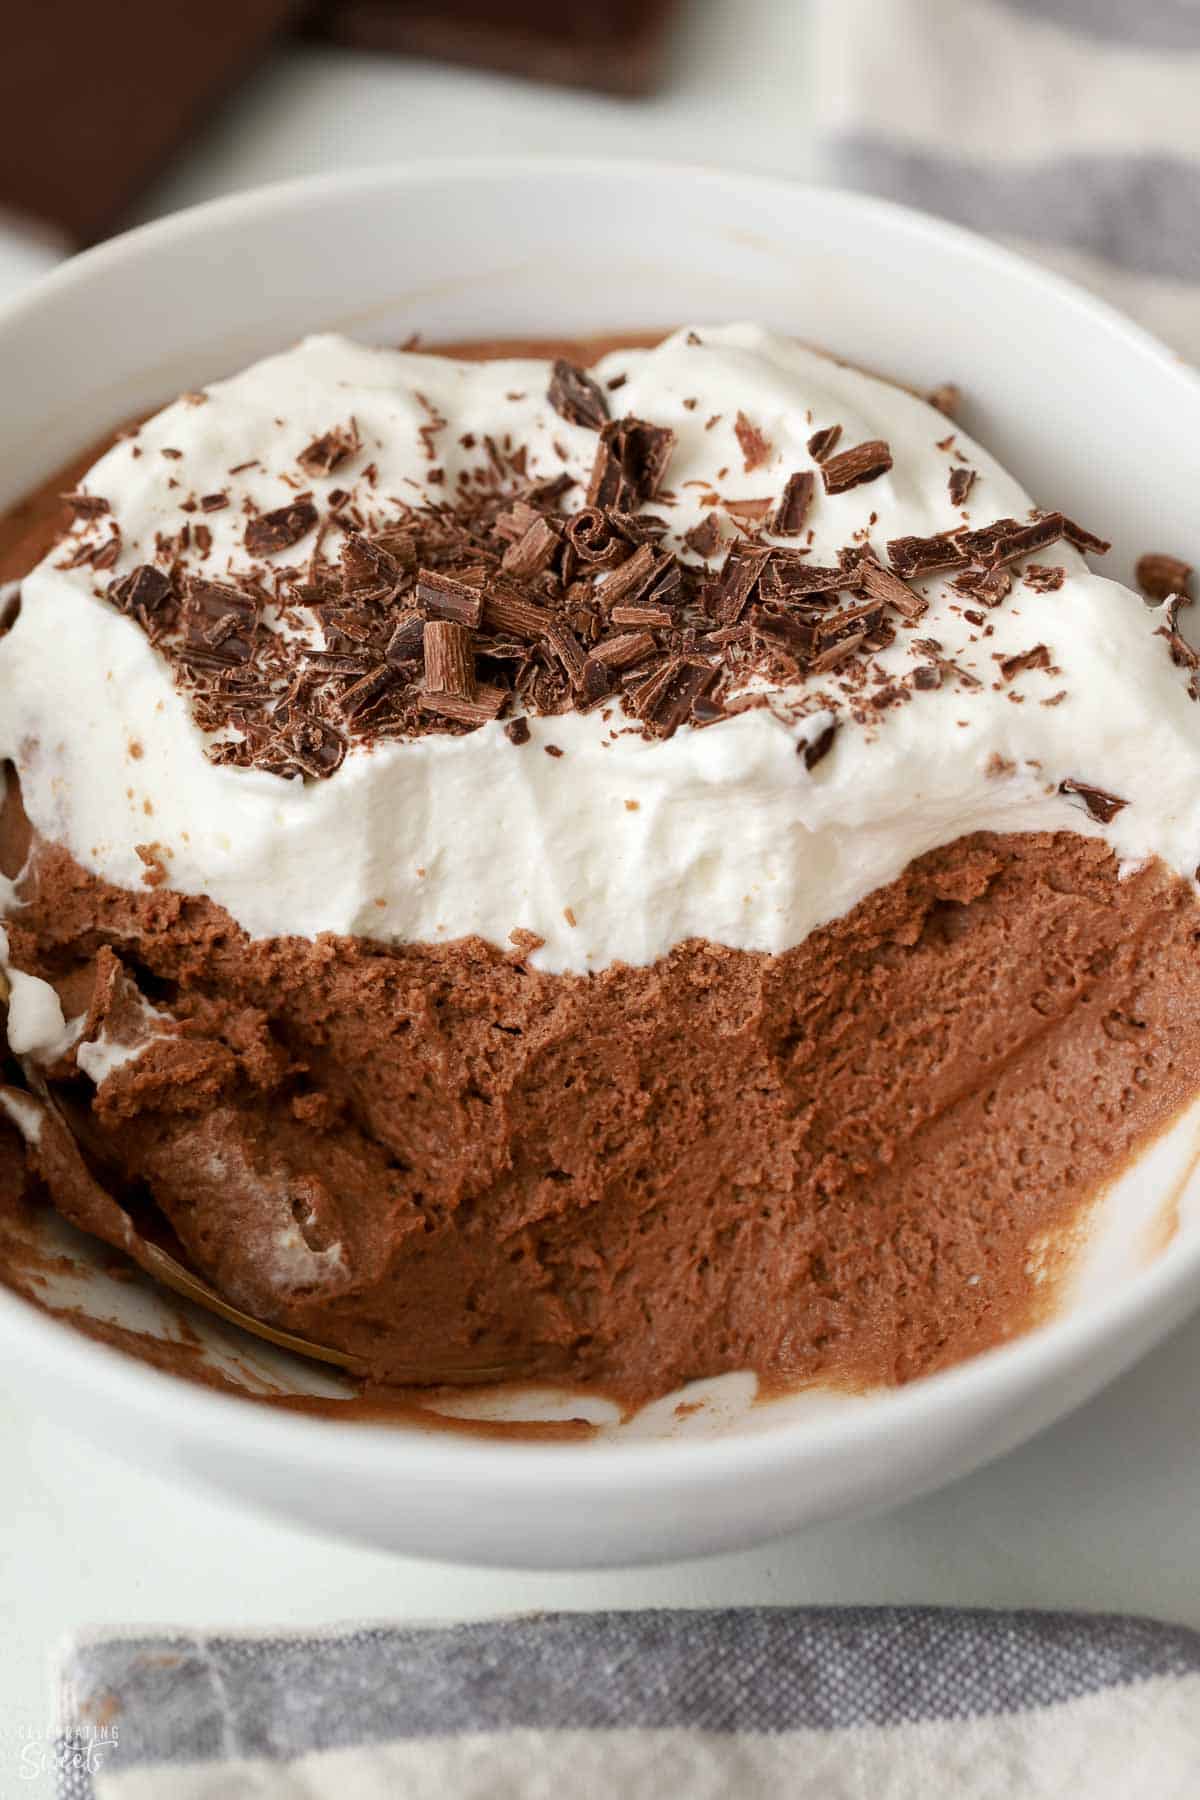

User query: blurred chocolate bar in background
[0,0,304,247]
[314,0,681,97]
[0,0,681,253]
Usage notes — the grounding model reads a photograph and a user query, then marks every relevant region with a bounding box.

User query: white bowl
[2,159,1200,1569]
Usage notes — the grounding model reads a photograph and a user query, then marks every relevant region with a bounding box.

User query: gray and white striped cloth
[53,1608,1200,1797]
[814,0,1200,362]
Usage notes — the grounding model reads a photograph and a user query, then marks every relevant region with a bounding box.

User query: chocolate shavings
[806,425,842,462]
[771,471,814,537]
[423,620,476,699]
[734,412,772,473]
[548,360,610,432]
[683,513,723,559]
[586,417,676,510]
[1059,779,1128,823]
[948,466,976,507]
[244,498,318,556]
[801,720,837,770]
[999,643,1052,682]
[298,421,361,478]
[820,440,893,494]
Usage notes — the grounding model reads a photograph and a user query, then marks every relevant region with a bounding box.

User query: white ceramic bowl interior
[1,160,1199,1568]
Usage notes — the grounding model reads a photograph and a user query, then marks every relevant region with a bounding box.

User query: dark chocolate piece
[548,360,610,431]
[564,507,625,568]
[587,631,658,671]
[298,421,361,478]
[597,541,662,608]
[821,440,893,495]
[416,569,485,628]
[758,561,846,600]
[858,559,927,622]
[107,563,172,621]
[244,499,318,557]
[419,684,508,726]
[1155,594,1200,672]
[609,603,671,627]
[338,664,397,721]
[734,412,771,473]
[771,472,814,537]
[482,589,552,639]
[343,534,409,595]
[948,466,976,507]
[1022,564,1066,593]
[953,565,1013,607]
[423,620,476,698]
[544,619,588,689]
[62,491,110,518]
[887,532,970,581]
[801,721,838,770]
[999,644,1052,682]
[1059,779,1128,823]
[1062,517,1111,557]
[716,547,771,625]
[385,612,426,667]
[806,425,842,463]
[180,577,256,671]
[501,515,560,578]
[642,659,717,738]
[683,512,723,559]
[586,417,676,510]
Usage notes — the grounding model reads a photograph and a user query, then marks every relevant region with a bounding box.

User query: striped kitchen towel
[52,1608,1200,1797]
[814,0,1200,362]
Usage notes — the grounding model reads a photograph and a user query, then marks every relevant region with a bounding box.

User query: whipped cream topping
[1,324,1198,973]
[0,926,76,1060]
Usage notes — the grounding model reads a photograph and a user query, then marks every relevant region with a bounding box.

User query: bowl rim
[2,153,1199,1489]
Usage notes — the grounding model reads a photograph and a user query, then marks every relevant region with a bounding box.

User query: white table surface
[5,12,1200,1793]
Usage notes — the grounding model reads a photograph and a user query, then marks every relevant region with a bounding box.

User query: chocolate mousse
[2,325,1199,1407]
